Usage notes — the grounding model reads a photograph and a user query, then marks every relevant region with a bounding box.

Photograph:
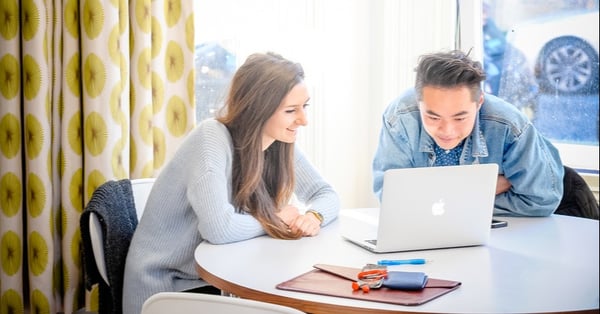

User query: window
[193,1,457,208]
[482,0,599,175]
[193,0,319,122]
[193,1,599,207]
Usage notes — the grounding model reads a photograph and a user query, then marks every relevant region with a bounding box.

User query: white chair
[89,178,155,285]
[141,292,306,314]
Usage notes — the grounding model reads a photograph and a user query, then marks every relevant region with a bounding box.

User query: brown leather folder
[276,264,461,306]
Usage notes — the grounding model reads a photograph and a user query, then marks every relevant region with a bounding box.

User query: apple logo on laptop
[431,198,445,216]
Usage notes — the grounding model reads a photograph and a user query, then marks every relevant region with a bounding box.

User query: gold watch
[306,210,324,225]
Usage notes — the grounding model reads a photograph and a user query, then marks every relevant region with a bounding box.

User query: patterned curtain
[0,0,195,313]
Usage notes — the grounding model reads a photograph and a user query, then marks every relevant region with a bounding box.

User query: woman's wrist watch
[306,209,324,225]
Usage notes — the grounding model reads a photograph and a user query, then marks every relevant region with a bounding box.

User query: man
[372,50,564,216]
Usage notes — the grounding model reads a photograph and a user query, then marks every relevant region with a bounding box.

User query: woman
[122,52,340,314]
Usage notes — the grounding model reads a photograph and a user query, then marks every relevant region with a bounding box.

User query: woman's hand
[288,213,321,237]
[277,205,321,236]
[276,204,300,226]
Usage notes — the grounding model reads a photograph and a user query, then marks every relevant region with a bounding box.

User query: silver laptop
[340,163,498,253]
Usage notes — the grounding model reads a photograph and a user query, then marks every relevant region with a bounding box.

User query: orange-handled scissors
[352,269,388,292]
[358,269,388,280]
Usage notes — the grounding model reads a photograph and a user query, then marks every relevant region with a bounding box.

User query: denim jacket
[372,89,564,216]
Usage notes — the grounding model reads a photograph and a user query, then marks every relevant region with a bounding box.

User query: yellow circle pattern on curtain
[25,0,54,313]
[0,0,195,313]
[0,0,24,311]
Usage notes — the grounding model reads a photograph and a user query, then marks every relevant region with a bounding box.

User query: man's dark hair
[414,49,486,101]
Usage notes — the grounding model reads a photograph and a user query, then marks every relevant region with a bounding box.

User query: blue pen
[377,258,427,266]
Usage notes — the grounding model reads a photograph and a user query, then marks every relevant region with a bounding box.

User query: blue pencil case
[383,271,428,290]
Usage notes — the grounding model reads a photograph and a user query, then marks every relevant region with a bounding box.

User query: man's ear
[477,93,484,110]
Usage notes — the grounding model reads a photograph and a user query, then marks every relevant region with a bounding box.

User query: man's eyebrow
[451,110,469,117]
[424,109,469,117]
[424,110,441,117]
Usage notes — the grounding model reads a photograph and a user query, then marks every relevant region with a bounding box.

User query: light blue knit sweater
[122,119,340,314]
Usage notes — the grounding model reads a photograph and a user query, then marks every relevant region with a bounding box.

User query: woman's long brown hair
[216,52,305,239]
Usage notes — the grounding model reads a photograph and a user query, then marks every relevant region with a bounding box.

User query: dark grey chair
[554,166,599,220]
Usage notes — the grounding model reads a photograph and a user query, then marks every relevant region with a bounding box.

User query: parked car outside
[505,9,599,95]
[484,21,539,116]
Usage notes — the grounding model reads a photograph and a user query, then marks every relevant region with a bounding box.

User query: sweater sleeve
[293,147,341,226]
[185,121,265,244]
[188,169,265,244]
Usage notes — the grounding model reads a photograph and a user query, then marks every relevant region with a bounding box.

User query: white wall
[305,0,459,208]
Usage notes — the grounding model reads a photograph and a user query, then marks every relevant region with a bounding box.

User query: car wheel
[536,35,599,95]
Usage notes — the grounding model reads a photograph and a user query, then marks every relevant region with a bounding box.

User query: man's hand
[496,175,512,195]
